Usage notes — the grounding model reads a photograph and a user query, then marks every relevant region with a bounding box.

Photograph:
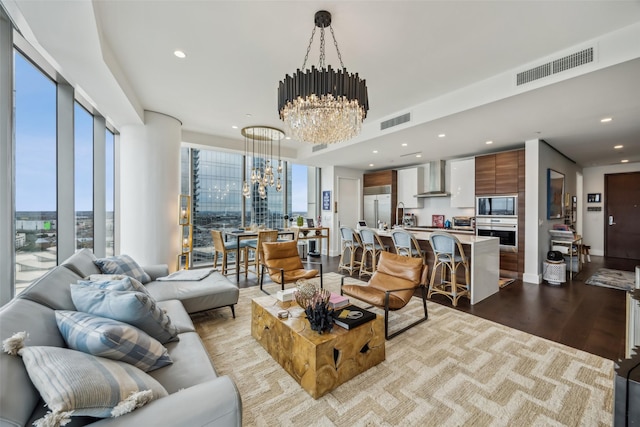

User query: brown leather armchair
[341,251,429,339]
[260,240,323,294]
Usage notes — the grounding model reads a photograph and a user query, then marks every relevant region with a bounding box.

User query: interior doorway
[605,171,640,260]
[337,177,361,231]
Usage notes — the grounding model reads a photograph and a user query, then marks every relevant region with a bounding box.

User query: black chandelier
[278,10,369,144]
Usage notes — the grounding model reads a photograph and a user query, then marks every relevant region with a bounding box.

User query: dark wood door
[475,154,496,194]
[605,171,640,260]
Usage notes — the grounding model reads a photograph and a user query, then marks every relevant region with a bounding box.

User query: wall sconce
[178,194,192,269]
[179,195,191,225]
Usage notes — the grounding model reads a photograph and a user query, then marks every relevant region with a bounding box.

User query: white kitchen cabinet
[450,158,475,207]
[397,167,423,208]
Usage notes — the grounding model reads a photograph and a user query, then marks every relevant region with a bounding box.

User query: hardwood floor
[232,253,636,362]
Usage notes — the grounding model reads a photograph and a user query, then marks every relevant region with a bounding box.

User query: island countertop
[374,228,500,305]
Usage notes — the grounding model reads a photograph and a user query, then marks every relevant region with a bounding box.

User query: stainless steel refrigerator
[363,186,392,227]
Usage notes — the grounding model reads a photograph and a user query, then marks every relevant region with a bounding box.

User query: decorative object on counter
[278,10,369,144]
[297,216,304,227]
[432,215,444,228]
[444,219,451,229]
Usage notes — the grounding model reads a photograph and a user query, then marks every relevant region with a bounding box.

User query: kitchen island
[377,228,499,305]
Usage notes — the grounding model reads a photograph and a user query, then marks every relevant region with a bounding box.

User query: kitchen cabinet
[475,150,520,195]
[450,158,475,207]
[397,167,423,208]
[475,154,496,195]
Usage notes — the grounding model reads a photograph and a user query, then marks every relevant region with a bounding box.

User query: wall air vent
[312,143,328,152]
[380,112,410,130]
[517,47,594,86]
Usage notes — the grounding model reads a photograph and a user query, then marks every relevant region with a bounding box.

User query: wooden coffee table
[251,295,385,399]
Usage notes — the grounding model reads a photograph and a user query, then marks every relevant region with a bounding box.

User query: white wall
[582,162,640,255]
[119,111,182,269]
[402,160,475,226]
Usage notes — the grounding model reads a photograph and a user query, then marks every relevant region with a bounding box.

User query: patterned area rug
[585,268,635,291]
[192,273,614,426]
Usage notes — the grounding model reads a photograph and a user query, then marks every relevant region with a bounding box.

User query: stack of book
[332,305,376,330]
[328,293,350,310]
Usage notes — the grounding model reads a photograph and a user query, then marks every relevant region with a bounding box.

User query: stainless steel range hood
[415,160,450,198]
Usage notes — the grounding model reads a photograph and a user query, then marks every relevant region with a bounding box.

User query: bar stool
[428,231,470,307]
[358,228,389,278]
[391,229,425,262]
[338,226,363,276]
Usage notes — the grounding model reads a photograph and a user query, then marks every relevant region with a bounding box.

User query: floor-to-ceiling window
[74,102,93,251]
[105,129,115,256]
[190,149,243,265]
[14,51,57,294]
[181,146,316,267]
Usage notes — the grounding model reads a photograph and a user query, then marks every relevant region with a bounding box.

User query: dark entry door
[605,171,640,260]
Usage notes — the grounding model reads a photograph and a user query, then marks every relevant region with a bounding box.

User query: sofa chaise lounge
[0,249,242,426]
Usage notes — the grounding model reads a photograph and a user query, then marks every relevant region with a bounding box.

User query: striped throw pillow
[14,344,167,423]
[56,310,172,372]
[94,255,152,284]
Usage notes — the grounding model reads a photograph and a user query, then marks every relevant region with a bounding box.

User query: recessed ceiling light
[600,117,613,123]
[369,163,374,167]
[231,125,238,129]
[173,50,186,59]
[621,159,629,163]
[245,113,252,118]
[485,140,493,145]
[438,134,446,138]
[614,145,623,149]
[373,150,378,154]
[401,143,407,147]
[416,154,422,158]
[285,136,291,140]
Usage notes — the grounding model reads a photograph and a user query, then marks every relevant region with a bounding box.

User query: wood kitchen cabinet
[475,150,520,195]
[475,154,496,195]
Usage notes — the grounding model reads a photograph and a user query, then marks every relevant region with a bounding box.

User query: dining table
[223,229,296,282]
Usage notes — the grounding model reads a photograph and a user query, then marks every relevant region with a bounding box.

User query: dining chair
[211,230,248,277]
[391,229,426,262]
[246,230,279,282]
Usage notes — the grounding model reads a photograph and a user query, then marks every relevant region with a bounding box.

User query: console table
[295,227,330,257]
[550,234,583,279]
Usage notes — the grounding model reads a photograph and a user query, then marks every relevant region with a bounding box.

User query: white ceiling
[7,0,640,169]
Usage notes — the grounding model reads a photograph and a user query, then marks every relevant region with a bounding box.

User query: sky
[16,51,119,213]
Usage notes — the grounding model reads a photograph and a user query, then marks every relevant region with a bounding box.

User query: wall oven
[476,195,517,217]
[476,217,517,252]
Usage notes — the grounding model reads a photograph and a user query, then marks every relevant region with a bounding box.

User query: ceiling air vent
[517,47,594,86]
[380,112,410,130]
[312,143,328,152]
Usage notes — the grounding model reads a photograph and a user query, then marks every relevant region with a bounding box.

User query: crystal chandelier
[278,10,369,144]
[241,126,284,200]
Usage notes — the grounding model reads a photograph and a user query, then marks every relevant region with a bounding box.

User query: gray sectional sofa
[0,249,242,427]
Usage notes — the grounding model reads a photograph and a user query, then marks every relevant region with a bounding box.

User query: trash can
[543,260,566,285]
